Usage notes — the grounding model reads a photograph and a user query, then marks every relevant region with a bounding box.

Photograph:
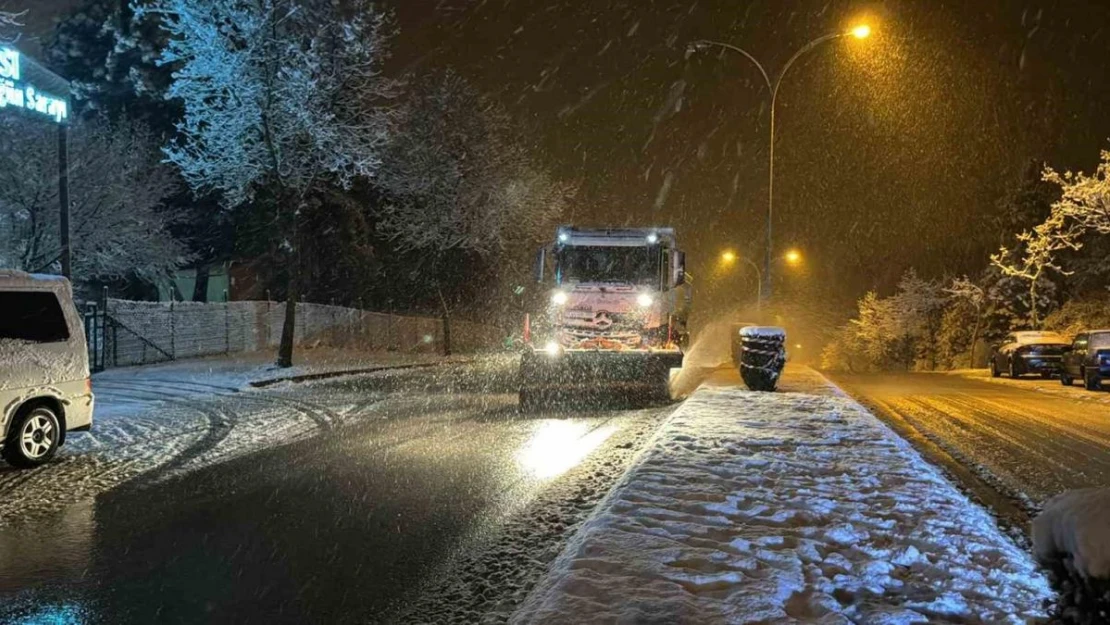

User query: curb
[248,358,474,388]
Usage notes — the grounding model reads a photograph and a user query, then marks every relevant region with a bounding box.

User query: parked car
[0,271,94,467]
[989,331,1071,379]
[1060,330,1110,390]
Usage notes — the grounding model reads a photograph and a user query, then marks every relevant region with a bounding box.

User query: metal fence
[85,299,503,371]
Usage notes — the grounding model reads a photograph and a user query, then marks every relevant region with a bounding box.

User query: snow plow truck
[520,226,690,407]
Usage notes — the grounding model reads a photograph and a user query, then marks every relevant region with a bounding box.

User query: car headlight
[551,291,568,306]
[544,341,561,356]
[636,293,654,307]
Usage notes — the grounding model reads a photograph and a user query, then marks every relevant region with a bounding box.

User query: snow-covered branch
[0,10,24,43]
[1043,150,1110,236]
[149,0,396,207]
[0,117,185,283]
[991,208,1083,327]
[377,70,572,258]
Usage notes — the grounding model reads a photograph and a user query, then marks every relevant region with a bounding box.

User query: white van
[0,271,94,467]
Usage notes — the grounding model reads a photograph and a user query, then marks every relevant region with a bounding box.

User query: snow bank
[514,374,1051,624]
[1033,489,1110,623]
[1034,489,1110,581]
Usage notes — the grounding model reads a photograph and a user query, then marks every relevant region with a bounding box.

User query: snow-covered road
[0,353,472,525]
[514,367,1051,624]
[833,371,1110,513]
[0,355,676,624]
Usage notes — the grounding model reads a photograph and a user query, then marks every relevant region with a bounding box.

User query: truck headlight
[551,291,568,306]
[544,341,561,356]
[637,293,654,307]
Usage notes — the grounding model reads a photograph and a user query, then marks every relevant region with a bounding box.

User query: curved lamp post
[720,250,763,311]
[690,24,870,303]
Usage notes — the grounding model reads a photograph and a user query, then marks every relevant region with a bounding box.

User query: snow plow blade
[519,349,682,409]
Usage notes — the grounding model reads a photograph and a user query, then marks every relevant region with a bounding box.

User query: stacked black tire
[738,326,786,392]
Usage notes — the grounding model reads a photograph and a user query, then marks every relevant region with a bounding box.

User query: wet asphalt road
[831,370,1110,518]
[0,360,673,624]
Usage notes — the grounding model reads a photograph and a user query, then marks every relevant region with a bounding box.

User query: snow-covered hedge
[1033,489,1110,624]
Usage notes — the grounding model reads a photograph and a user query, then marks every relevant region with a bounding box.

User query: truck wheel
[1061,372,1074,386]
[3,404,61,468]
[1085,371,1102,391]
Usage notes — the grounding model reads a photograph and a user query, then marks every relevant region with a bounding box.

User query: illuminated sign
[0,46,68,124]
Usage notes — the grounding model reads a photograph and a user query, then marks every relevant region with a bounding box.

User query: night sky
[8,0,1110,317]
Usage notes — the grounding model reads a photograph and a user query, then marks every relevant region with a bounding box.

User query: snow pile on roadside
[514,380,1052,624]
[1033,489,1110,623]
[1034,488,1110,579]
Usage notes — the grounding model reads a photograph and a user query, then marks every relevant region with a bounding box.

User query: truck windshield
[559,246,660,286]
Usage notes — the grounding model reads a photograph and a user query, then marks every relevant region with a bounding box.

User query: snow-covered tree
[0,117,185,283]
[378,70,571,258]
[944,276,987,366]
[991,207,1082,328]
[1043,150,1110,236]
[143,0,396,367]
[882,270,945,369]
[45,0,175,126]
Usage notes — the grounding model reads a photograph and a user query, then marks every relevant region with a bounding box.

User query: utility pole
[58,122,71,279]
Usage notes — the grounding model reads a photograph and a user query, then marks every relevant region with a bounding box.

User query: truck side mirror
[672,251,686,286]
[534,248,546,283]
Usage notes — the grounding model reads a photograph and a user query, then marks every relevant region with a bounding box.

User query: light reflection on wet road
[0,363,672,624]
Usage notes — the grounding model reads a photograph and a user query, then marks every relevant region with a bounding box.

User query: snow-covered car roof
[1010,331,1069,345]
[0,270,70,290]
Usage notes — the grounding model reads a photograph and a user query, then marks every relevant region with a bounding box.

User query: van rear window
[0,291,71,343]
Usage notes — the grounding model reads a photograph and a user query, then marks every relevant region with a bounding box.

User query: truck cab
[520,226,689,407]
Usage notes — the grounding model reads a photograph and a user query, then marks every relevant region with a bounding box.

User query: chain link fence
[87,299,502,370]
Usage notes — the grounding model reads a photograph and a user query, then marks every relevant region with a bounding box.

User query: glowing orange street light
[721,250,737,264]
[689,22,874,304]
[785,249,803,266]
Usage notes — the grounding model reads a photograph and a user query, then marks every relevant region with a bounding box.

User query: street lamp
[720,249,762,310]
[689,23,872,304]
[784,249,803,266]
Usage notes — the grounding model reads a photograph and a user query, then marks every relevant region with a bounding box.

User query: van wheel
[990,360,1000,378]
[1085,371,1102,391]
[3,405,61,468]
[1061,372,1074,386]
[1009,359,1021,379]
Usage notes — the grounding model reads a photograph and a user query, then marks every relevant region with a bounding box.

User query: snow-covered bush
[1043,293,1110,337]
[1033,489,1110,624]
[820,271,945,372]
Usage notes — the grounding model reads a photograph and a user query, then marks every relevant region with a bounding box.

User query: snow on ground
[950,368,1110,405]
[92,347,465,389]
[0,349,466,525]
[513,369,1052,624]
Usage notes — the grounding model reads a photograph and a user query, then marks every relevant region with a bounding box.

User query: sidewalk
[513,366,1052,624]
[93,346,472,389]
